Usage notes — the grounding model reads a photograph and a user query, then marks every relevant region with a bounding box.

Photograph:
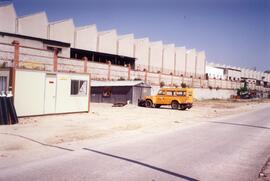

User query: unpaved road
[0,105,270,181]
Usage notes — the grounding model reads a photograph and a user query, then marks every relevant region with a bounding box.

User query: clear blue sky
[9,0,270,71]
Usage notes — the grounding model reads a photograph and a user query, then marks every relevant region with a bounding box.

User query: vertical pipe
[88,74,91,113]
[83,57,88,73]
[53,48,58,72]
[128,64,131,80]
[108,61,111,80]
[11,41,20,102]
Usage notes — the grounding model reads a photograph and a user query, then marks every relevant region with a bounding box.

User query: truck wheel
[171,101,179,110]
[179,104,187,110]
[145,100,153,108]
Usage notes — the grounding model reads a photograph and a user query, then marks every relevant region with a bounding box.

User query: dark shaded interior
[71,48,136,69]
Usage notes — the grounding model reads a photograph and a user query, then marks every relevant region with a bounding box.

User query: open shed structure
[91,81,151,105]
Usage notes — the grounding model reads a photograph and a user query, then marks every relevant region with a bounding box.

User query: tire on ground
[145,100,153,108]
[171,101,179,110]
[179,104,187,110]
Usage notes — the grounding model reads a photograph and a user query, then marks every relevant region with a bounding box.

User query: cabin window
[71,80,87,96]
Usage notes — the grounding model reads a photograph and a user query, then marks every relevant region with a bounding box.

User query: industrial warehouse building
[0,3,206,77]
[0,3,269,117]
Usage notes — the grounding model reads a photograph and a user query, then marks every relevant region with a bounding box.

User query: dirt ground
[0,99,270,176]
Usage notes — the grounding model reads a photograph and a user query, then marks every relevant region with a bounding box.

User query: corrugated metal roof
[91,80,147,87]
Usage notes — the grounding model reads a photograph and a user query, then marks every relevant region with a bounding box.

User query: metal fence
[0,42,269,92]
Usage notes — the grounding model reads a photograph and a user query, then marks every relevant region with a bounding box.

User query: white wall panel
[0,35,44,48]
[134,38,149,70]
[98,29,117,54]
[196,51,206,77]
[56,73,89,113]
[117,34,134,57]
[162,44,175,74]
[14,70,89,116]
[186,49,196,75]
[49,19,75,46]
[175,47,186,75]
[149,41,162,72]
[14,70,46,116]
[0,4,16,33]
[17,12,48,39]
[75,25,97,51]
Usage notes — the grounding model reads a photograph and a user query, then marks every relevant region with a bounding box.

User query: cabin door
[44,75,57,114]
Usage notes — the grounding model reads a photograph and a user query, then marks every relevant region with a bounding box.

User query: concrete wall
[193,88,236,100]
[149,41,163,72]
[17,12,48,39]
[117,34,134,57]
[196,51,206,77]
[75,25,97,51]
[150,85,236,100]
[186,49,196,76]
[162,44,175,74]
[0,4,16,33]
[97,29,117,54]
[134,38,149,70]
[49,19,75,46]
[175,47,186,75]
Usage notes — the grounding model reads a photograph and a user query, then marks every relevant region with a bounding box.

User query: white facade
[186,49,196,75]
[14,70,90,117]
[75,25,97,51]
[175,47,186,75]
[149,41,163,72]
[0,4,16,33]
[49,19,75,46]
[134,38,149,70]
[98,29,117,54]
[117,34,134,57]
[196,51,206,77]
[17,12,48,39]
[0,34,44,49]
[162,44,175,74]
[227,69,241,80]
[206,65,224,79]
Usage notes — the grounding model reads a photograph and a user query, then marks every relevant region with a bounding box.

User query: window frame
[70,79,88,96]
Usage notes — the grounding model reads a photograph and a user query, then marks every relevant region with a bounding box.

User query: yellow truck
[139,87,193,110]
